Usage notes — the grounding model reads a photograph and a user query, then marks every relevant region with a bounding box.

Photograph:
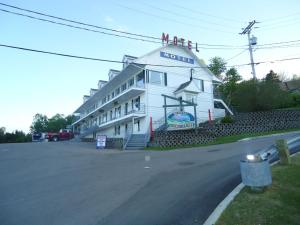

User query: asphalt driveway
[0,132,299,225]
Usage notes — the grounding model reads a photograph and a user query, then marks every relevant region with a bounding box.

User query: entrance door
[133,119,141,133]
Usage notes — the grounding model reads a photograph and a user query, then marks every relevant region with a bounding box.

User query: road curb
[203,183,245,225]
[203,136,300,225]
[238,130,300,142]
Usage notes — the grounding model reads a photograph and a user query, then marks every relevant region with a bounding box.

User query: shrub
[221,115,234,123]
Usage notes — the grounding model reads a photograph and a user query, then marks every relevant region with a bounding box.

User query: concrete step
[125,146,144,150]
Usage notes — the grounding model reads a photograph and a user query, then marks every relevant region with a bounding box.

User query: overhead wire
[113,3,234,34]
[225,49,248,62]
[0,8,162,44]
[165,1,241,23]
[134,1,239,29]
[0,2,160,40]
[0,2,249,49]
[1,43,300,69]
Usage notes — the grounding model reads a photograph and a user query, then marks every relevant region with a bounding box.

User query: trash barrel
[240,158,272,189]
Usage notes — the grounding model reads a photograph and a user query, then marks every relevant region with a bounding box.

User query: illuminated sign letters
[161,32,199,52]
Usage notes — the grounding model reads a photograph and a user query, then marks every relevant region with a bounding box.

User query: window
[115,87,120,95]
[136,71,145,88]
[148,70,167,86]
[110,110,113,120]
[103,113,107,122]
[186,93,197,103]
[128,78,134,87]
[121,83,127,92]
[117,106,121,117]
[194,78,204,92]
[107,94,110,101]
[112,91,115,98]
[149,70,163,85]
[114,125,121,135]
[102,97,106,104]
[125,102,128,115]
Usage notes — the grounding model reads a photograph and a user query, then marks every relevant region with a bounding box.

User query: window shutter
[164,72,167,86]
[201,80,204,92]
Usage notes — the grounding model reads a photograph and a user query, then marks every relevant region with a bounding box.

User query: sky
[1,0,300,132]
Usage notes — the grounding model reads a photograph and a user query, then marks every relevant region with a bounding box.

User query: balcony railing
[98,103,146,126]
[74,83,146,124]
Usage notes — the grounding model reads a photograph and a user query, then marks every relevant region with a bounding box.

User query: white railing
[74,83,146,124]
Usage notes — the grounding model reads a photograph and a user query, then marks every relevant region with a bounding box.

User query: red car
[45,129,74,142]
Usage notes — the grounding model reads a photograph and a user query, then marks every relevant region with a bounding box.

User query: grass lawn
[216,154,300,225]
[145,128,300,151]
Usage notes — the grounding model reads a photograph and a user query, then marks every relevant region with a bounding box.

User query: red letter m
[161,33,169,44]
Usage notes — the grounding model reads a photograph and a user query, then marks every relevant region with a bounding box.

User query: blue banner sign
[160,51,194,64]
[167,111,195,130]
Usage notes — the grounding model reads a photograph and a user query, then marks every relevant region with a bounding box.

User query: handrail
[123,131,132,150]
[144,124,151,147]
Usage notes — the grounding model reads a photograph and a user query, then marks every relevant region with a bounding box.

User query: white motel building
[72,40,231,149]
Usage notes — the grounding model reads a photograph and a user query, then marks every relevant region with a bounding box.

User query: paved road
[0,132,299,225]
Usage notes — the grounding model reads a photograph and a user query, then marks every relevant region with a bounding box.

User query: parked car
[45,129,74,142]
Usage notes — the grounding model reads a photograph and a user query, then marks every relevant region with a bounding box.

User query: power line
[257,39,300,46]
[0,2,248,48]
[114,3,234,34]
[225,49,248,62]
[260,12,300,23]
[1,43,300,69]
[134,1,239,29]
[0,9,246,50]
[0,2,160,40]
[166,1,241,23]
[0,8,161,44]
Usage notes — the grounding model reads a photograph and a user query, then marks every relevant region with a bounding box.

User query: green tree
[265,70,280,82]
[0,127,5,143]
[220,67,242,106]
[231,79,291,112]
[30,114,48,133]
[208,57,227,78]
[47,114,68,132]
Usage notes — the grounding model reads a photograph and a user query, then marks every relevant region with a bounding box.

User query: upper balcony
[73,82,145,125]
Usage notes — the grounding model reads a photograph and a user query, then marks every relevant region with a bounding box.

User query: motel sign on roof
[161,32,200,52]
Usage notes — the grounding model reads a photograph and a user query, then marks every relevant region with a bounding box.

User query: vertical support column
[194,104,197,129]
[164,96,167,128]
[132,117,134,134]
[179,97,183,112]
[208,109,212,123]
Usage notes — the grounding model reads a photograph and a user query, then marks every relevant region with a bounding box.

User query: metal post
[248,32,257,79]
[194,105,197,129]
[179,97,183,112]
[164,96,167,128]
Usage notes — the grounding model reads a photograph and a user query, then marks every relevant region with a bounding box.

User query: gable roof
[174,80,192,93]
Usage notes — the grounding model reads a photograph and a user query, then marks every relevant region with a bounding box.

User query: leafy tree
[30,113,74,133]
[30,114,48,133]
[0,129,32,143]
[208,57,227,79]
[265,70,280,82]
[292,74,300,80]
[65,115,75,126]
[48,114,68,132]
[219,67,242,106]
[231,79,291,112]
[0,127,5,143]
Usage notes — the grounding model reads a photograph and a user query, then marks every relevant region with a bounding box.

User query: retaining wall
[150,110,300,147]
